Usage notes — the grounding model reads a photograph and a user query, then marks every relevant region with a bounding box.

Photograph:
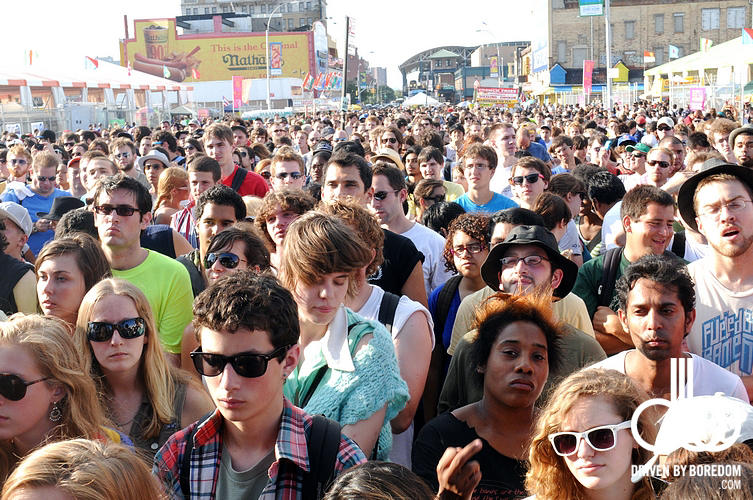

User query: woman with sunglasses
[279,212,409,461]
[413,293,562,499]
[525,368,656,500]
[255,189,315,271]
[75,278,214,460]
[184,137,204,156]
[255,158,273,190]
[0,314,121,483]
[35,233,111,328]
[181,226,272,376]
[509,157,551,210]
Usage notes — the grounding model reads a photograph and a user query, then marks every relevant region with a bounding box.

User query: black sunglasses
[647,160,671,168]
[373,189,399,201]
[423,194,445,204]
[275,172,303,180]
[204,252,244,270]
[93,205,140,217]
[36,175,57,182]
[190,345,292,378]
[259,171,272,179]
[0,373,51,401]
[657,126,671,131]
[87,317,147,342]
[64,142,76,147]
[511,173,543,186]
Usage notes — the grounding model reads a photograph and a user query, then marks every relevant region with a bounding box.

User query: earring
[49,401,62,422]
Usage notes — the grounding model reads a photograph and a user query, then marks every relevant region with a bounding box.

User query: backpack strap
[598,247,624,308]
[302,415,342,500]
[230,167,249,193]
[435,275,463,338]
[179,411,215,500]
[670,231,686,258]
[378,291,401,335]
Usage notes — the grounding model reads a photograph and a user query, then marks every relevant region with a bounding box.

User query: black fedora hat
[37,196,85,221]
[677,162,753,232]
[480,225,579,298]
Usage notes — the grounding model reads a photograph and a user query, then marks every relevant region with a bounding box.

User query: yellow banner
[120,18,313,83]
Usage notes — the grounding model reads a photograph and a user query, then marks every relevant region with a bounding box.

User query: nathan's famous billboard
[120,18,315,83]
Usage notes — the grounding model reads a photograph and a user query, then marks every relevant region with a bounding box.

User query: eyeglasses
[275,172,303,180]
[10,159,27,166]
[259,171,272,179]
[647,160,671,169]
[699,199,752,219]
[381,137,398,144]
[36,175,57,182]
[64,142,76,147]
[87,317,147,342]
[190,345,292,378]
[114,152,131,159]
[93,205,140,217]
[464,162,490,171]
[422,194,446,204]
[501,254,550,268]
[511,173,545,186]
[204,252,246,270]
[451,243,485,256]
[549,421,632,456]
[373,189,399,201]
[657,126,671,131]
[0,373,51,401]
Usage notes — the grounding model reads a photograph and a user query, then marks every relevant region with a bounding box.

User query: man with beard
[678,163,753,400]
[590,254,747,401]
[730,125,753,168]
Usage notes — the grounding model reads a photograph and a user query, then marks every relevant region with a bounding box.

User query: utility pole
[340,16,349,112]
[605,0,613,112]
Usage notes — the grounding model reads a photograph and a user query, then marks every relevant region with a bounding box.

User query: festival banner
[583,60,594,95]
[269,42,282,76]
[232,76,243,108]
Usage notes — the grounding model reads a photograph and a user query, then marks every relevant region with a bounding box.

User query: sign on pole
[269,43,282,76]
[490,56,498,79]
[579,0,604,16]
[583,60,594,95]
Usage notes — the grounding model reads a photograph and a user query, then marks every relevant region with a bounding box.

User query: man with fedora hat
[437,224,605,414]
[137,149,171,201]
[678,161,753,399]
[730,125,753,168]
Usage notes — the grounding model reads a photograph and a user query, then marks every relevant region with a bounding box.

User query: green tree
[378,86,396,103]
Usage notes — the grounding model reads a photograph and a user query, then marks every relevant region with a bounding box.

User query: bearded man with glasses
[109,137,150,190]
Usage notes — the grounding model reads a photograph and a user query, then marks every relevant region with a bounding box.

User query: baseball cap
[625,143,651,154]
[480,225,578,298]
[189,118,200,126]
[321,127,336,139]
[657,116,675,129]
[636,115,647,125]
[0,202,32,236]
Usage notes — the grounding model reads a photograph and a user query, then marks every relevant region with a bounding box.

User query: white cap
[0,202,32,236]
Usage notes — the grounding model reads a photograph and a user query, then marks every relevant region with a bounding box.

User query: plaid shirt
[153,398,366,500]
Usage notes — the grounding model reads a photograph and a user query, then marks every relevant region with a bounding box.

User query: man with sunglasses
[154,272,366,499]
[1,152,71,256]
[590,254,747,402]
[92,174,193,365]
[109,137,150,190]
[371,164,452,296]
[454,144,516,215]
[270,146,305,191]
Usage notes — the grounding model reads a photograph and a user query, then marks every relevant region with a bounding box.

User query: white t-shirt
[559,220,582,256]
[401,223,454,296]
[489,164,514,199]
[687,259,753,378]
[601,201,623,250]
[353,285,435,468]
[591,350,749,402]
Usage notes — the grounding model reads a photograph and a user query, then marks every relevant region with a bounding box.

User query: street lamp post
[477,28,502,87]
[266,2,289,111]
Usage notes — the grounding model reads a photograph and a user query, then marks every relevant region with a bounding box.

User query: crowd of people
[0,100,752,499]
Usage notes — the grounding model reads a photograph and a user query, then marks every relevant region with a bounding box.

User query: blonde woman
[1,439,166,500]
[74,278,214,459]
[0,314,118,484]
[153,167,189,225]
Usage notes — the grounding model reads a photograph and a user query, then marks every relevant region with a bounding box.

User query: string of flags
[301,72,343,92]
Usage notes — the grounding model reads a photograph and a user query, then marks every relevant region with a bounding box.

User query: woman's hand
[436,439,483,500]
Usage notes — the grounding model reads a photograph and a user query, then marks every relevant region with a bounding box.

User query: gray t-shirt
[216,445,276,500]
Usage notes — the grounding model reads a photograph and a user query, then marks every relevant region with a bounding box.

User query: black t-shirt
[368,229,424,296]
[412,412,528,500]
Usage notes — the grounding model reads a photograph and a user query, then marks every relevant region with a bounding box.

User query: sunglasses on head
[190,345,292,378]
[0,373,51,401]
[549,421,632,456]
[511,173,544,186]
[373,189,399,201]
[87,317,147,342]
[93,205,140,217]
[204,252,245,269]
[647,159,670,168]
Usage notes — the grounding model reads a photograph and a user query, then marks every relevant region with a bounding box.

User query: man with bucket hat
[677,161,753,400]
[438,225,605,414]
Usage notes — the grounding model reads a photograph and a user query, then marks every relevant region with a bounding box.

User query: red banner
[583,60,594,95]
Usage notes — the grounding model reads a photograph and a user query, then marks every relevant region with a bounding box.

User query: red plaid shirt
[153,398,366,499]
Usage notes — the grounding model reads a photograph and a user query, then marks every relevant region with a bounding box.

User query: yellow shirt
[408,180,465,218]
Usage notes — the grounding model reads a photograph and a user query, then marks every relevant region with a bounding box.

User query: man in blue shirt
[1,151,70,256]
[517,126,552,165]
[454,144,517,214]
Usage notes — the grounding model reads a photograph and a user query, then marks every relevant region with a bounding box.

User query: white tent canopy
[402,92,440,107]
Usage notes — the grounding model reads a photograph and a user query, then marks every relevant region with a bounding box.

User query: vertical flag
[643,51,655,63]
[302,73,313,91]
[232,76,243,108]
[222,96,230,108]
[269,42,282,76]
[700,38,713,52]
[743,28,753,45]
[668,45,679,59]
[163,65,171,78]
[490,56,498,79]
[583,60,594,95]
